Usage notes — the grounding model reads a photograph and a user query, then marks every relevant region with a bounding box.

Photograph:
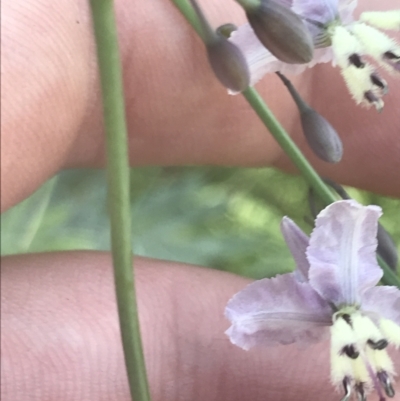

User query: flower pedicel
[225,200,400,401]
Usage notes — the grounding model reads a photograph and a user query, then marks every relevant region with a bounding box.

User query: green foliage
[2,167,399,278]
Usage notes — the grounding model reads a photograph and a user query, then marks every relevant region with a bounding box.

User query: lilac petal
[292,0,357,47]
[292,0,339,47]
[362,286,400,325]
[293,0,356,24]
[229,24,334,89]
[292,0,339,23]
[338,0,357,24]
[225,273,332,350]
[281,217,310,282]
[307,200,383,307]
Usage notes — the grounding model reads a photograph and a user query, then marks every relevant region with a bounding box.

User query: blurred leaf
[1,167,399,278]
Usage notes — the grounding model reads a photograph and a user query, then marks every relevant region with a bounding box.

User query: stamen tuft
[351,23,400,72]
[379,319,400,348]
[360,10,400,31]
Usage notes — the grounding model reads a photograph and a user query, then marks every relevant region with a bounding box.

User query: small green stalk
[242,87,335,204]
[89,1,151,401]
[171,0,400,287]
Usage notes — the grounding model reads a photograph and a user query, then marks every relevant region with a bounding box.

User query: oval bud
[206,38,250,92]
[243,0,314,64]
[276,72,342,163]
[300,109,343,163]
[190,0,250,92]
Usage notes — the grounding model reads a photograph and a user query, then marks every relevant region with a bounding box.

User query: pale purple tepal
[225,200,400,401]
[229,1,400,110]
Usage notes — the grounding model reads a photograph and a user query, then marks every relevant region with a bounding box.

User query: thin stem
[171,0,204,39]
[89,2,151,401]
[171,0,400,287]
[242,87,336,205]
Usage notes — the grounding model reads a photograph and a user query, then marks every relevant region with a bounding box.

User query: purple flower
[225,200,400,400]
[229,1,400,110]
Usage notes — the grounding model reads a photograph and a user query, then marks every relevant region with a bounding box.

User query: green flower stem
[171,0,400,288]
[89,2,151,401]
[242,87,335,205]
[171,0,204,40]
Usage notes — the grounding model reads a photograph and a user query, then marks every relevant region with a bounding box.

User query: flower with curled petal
[225,200,400,401]
[229,1,400,111]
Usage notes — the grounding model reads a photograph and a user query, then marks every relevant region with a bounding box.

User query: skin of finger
[1,0,95,212]
[5,252,398,401]
[1,0,400,213]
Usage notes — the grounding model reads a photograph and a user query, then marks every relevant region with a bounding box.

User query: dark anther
[342,314,353,326]
[364,91,383,112]
[342,345,360,359]
[340,377,352,401]
[368,339,389,350]
[377,371,395,398]
[355,382,367,401]
[349,53,365,68]
[384,51,400,60]
[370,73,388,94]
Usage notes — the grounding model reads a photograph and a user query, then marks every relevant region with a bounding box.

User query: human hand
[1,0,399,400]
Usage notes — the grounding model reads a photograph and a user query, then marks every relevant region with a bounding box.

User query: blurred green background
[1,167,399,278]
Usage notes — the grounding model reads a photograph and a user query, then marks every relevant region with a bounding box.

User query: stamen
[377,371,395,398]
[351,23,400,72]
[379,319,400,348]
[370,73,388,94]
[342,345,360,359]
[383,52,400,72]
[364,91,384,112]
[383,51,400,61]
[340,377,352,401]
[355,382,367,401]
[342,314,353,326]
[349,54,365,68]
[367,339,389,351]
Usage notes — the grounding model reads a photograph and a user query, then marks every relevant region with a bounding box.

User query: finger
[2,0,399,212]
[2,252,399,401]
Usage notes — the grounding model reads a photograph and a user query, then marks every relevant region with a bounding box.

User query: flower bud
[300,109,343,163]
[276,72,343,163]
[190,0,250,92]
[239,0,314,64]
[206,38,250,92]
